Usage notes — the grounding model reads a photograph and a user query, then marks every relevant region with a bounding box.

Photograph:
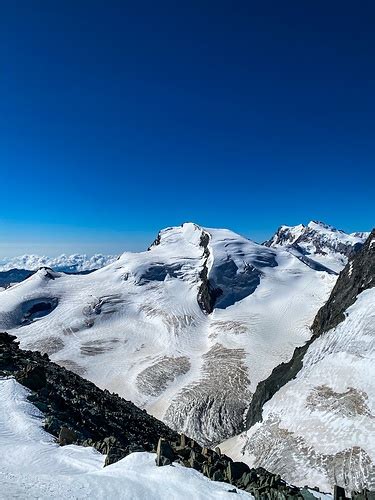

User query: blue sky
[1,1,374,255]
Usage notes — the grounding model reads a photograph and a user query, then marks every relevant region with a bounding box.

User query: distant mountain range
[265,220,369,272]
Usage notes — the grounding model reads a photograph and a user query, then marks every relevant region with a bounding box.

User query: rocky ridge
[246,229,375,429]
[265,221,366,258]
[311,229,375,335]
[265,221,368,273]
[0,331,178,466]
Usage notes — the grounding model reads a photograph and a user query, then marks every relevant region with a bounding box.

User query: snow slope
[221,288,375,493]
[0,377,250,500]
[0,223,337,446]
[0,253,117,273]
[265,221,368,273]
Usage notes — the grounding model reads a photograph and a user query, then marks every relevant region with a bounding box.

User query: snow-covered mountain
[222,230,375,493]
[265,221,369,273]
[0,220,372,496]
[0,222,339,447]
[0,253,117,273]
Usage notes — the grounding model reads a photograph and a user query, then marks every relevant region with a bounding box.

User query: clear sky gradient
[1,1,374,255]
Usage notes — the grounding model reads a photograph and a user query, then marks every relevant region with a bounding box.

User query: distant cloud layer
[0,254,117,273]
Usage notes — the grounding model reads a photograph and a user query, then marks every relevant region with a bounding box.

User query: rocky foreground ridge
[1,332,374,499]
[0,331,178,465]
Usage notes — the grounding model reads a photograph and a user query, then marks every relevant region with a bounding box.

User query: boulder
[105,446,128,466]
[226,461,250,483]
[155,438,176,466]
[44,416,64,435]
[16,364,46,391]
[180,433,186,447]
[58,426,76,445]
[334,485,347,500]
[212,469,225,482]
[128,443,145,453]
[190,450,205,464]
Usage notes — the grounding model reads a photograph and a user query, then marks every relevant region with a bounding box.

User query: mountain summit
[265,221,369,272]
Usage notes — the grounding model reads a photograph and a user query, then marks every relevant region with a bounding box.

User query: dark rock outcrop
[155,438,176,466]
[16,363,47,391]
[147,231,162,250]
[311,229,375,335]
[58,426,77,445]
[197,231,222,314]
[245,340,311,428]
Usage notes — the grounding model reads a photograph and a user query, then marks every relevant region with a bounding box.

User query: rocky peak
[307,220,337,231]
[265,221,369,273]
[301,221,365,255]
[351,231,370,239]
[264,224,306,247]
[267,220,366,253]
